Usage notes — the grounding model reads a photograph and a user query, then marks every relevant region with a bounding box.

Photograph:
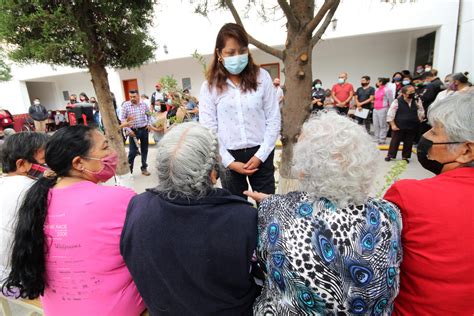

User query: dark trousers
[336,106,349,115]
[128,127,149,171]
[222,146,275,199]
[388,128,418,159]
[356,110,371,133]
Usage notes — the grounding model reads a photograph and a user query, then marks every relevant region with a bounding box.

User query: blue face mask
[402,80,410,85]
[223,54,249,75]
[338,78,345,84]
[314,84,322,89]
[154,105,160,112]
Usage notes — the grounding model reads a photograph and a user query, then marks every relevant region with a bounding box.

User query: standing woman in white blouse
[199,23,281,198]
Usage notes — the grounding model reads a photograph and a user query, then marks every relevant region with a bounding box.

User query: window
[62,91,69,101]
[260,63,280,80]
[182,77,191,91]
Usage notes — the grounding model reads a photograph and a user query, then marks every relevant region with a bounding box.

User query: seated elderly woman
[246,112,402,315]
[384,91,473,315]
[120,122,258,315]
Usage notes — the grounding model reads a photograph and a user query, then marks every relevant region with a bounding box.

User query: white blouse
[199,68,281,167]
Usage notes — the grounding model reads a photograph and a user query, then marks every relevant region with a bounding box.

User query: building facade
[0,0,471,116]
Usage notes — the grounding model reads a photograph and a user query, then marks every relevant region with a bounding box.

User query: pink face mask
[83,151,118,182]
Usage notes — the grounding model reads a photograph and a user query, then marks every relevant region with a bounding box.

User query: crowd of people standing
[0,22,472,316]
[311,66,471,163]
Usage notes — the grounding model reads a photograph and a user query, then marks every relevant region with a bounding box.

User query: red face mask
[27,163,48,179]
[83,151,118,182]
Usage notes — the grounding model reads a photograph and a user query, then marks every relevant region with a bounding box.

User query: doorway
[414,31,436,72]
[123,79,139,101]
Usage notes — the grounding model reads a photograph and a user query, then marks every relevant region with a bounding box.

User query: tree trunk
[88,63,129,175]
[280,21,313,180]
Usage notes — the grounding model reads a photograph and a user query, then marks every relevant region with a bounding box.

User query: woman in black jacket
[121,122,258,315]
[385,85,425,162]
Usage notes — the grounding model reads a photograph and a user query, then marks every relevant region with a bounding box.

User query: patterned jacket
[255,191,402,315]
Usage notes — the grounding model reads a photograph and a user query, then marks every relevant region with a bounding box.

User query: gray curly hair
[293,111,380,208]
[155,122,219,199]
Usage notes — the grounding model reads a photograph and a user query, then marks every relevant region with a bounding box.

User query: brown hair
[206,23,259,94]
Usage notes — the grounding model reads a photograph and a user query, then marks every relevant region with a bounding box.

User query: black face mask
[417,136,462,175]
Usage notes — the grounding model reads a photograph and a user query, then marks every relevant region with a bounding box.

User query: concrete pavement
[113,142,433,196]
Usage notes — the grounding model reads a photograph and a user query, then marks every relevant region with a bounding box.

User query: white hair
[155,122,219,199]
[293,112,380,208]
[428,90,474,144]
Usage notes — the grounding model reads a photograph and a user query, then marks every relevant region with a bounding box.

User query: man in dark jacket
[429,69,445,92]
[420,72,442,110]
[417,72,443,140]
[28,98,49,132]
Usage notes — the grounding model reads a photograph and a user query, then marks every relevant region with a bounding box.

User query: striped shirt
[120,101,150,132]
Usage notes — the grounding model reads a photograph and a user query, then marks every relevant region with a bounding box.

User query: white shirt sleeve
[387,99,399,122]
[416,99,425,121]
[254,70,281,162]
[199,82,235,167]
[276,87,284,101]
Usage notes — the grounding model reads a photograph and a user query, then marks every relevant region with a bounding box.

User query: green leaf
[0,1,156,69]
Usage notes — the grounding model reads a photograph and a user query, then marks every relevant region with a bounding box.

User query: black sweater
[120,188,258,316]
[395,97,420,130]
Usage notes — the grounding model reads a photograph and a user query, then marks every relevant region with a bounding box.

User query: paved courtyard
[113,142,433,197]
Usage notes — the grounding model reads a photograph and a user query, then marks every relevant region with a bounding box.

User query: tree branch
[225,0,283,60]
[304,0,336,34]
[277,0,299,29]
[311,0,340,47]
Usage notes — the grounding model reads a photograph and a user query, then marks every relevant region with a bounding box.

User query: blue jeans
[128,127,149,171]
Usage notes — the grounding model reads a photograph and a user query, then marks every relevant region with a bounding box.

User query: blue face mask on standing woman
[223,54,249,75]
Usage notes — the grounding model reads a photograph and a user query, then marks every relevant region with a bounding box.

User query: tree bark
[279,1,315,178]
[88,63,129,175]
[279,68,312,177]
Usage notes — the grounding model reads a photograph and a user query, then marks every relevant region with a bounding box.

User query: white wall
[454,0,473,75]
[311,31,411,88]
[116,55,212,104]
[29,30,427,109]
[1,0,464,114]
[251,30,412,89]
[52,72,95,106]
[26,82,60,110]
[112,30,414,102]
[0,80,29,114]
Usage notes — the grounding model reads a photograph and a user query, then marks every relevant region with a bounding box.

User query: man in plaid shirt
[121,89,152,176]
